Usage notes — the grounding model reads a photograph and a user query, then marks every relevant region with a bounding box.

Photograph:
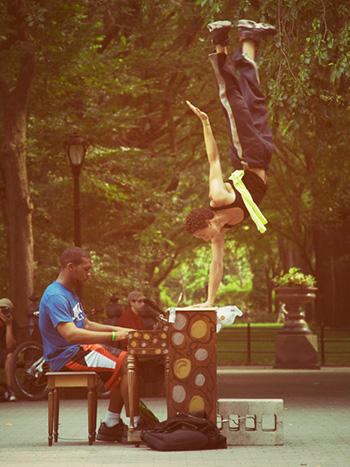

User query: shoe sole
[238,19,276,34]
[238,19,257,29]
[207,20,232,32]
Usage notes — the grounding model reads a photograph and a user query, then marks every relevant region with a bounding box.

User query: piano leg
[127,352,142,444]
[165,354,170,417]
[127,352,136,434]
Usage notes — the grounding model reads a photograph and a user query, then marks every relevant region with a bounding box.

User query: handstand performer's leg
[233,23,274,157]
[232,48,274,162]
[207,20,275,170]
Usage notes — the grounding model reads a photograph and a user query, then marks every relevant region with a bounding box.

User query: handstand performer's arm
[190,232,225,308]
[186,100,235,207]
[206,232,225,306]
[186,100,233,307]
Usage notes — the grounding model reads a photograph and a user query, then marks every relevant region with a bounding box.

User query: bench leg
[88,387,97,445]
[93,387,98,441]
[53,388,59,442]
[48,387,54,446]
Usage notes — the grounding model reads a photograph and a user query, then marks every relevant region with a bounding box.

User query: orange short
[63,344,126,391]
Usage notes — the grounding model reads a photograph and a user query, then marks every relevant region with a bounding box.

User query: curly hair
[184,208,214,234]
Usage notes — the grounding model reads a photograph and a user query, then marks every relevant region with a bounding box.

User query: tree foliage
[0,0,349,327]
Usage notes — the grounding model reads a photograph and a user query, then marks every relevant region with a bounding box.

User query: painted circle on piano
[172,332,185,346]
[189,395,205,413]
[195,374,206,387]
[172,313,186,330]
[174,358,191,379]
[172,384,186,403]
[195,348,208,361]
[190,319,207,339]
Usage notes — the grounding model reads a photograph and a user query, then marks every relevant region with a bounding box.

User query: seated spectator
[118,291,146,350]
[119,291,165,397]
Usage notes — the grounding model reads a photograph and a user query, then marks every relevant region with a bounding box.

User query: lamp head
[63,134,88,168]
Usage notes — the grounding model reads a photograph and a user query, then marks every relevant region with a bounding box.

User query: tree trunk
[314,223,350,328]
[277,237,312,274]
[333,224,350,327]
[0,52,36,334]
[313,227,336,326]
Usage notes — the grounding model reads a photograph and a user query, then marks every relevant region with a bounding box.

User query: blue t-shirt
[39,281,86,371]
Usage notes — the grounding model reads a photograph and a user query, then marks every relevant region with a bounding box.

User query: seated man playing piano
[39,246,146,444]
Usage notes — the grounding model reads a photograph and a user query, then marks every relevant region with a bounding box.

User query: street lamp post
[63,135,88,248]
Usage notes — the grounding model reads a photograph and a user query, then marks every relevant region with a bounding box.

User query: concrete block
[217,398,284,445]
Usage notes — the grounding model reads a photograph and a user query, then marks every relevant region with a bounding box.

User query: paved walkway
[1,367,350,467]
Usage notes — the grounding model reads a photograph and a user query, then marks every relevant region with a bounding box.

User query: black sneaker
[207,20,232,46]
[96,420,124,442]
[238,19,277,43]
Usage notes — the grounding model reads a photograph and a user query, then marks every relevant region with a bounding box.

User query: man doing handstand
[185,19,276,307]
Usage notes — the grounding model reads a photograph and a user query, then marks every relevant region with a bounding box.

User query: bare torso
[210,168,267,230]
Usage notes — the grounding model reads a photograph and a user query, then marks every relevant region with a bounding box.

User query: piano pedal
[126,428,142,445]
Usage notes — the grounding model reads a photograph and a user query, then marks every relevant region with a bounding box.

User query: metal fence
[217,323,350,366]
[319,324,350,366]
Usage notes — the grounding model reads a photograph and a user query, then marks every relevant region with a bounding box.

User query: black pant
[209,49,274,171]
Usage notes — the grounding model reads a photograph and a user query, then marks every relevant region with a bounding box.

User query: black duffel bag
[140,411,227,451]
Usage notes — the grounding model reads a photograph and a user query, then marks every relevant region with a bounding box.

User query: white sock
[125,415,140,427]
[104,410,120,427]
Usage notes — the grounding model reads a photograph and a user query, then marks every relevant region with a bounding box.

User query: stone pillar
[274,288,319,369]
[275,333,319,369]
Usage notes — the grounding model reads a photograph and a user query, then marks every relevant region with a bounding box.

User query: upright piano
[127,307,217,440]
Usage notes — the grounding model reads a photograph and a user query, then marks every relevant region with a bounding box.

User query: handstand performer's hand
[184,301,214,309]
[186,100,209,123]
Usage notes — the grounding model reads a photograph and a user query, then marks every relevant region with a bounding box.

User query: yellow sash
[229,170,267,233]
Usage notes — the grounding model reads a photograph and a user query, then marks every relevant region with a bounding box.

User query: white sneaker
[5,389,17,402]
